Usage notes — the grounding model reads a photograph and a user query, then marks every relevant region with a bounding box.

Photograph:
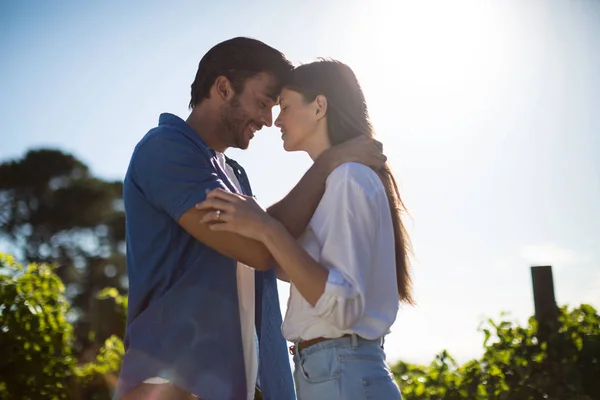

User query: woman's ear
[315,95,328,120]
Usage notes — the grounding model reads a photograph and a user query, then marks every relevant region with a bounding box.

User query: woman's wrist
[260,218,286,247]
[314,147,342,176]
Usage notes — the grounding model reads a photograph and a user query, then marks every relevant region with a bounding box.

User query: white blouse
[282,162,400,342]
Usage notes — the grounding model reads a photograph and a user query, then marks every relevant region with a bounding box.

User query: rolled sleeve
[312,166,377,331]
[132,132,227,221]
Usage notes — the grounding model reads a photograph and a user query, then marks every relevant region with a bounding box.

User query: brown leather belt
[289,334,353,356]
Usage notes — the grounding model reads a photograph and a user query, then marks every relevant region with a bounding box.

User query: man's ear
[315,95,328,120]
[215,76,234,101]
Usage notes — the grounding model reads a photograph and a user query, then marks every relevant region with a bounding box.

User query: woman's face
[275,88,320,152]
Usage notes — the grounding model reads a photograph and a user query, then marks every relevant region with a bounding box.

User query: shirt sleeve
[312,165,379,331]
[131,132,227,221]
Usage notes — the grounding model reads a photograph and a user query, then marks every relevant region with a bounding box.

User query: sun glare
[349,0,518,149]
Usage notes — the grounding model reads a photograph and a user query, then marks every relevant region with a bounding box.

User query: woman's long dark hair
[285,59,414,304]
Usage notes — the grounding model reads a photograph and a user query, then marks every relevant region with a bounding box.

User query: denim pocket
[361,372,402,400]
[297,347,340,383]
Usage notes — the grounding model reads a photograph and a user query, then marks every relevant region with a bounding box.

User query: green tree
[0,149,126,354]
[0,253,75,399]
[0,254,124,399]
[393,305,600,400]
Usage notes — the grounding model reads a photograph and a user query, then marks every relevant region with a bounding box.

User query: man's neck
[186,104,228,153]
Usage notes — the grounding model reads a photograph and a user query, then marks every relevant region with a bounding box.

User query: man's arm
[267,155,335,239]
[266,153,337,280]
[178,207,272,271]
[134,133,272,271]
[267,136,385,238]
[142,133,381,273]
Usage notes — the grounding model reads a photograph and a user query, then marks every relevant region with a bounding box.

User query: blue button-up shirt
[115,113,295,400]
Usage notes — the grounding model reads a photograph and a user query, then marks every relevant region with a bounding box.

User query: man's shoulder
[136,124,191,150]
[131,123,212,166]
[124,126,215,196]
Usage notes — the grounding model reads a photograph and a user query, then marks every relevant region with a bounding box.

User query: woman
[197,59,413,399]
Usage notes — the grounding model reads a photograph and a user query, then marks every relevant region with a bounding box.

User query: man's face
[220,72,279,150]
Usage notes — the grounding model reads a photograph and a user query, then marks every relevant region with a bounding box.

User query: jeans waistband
[291,334,385,357]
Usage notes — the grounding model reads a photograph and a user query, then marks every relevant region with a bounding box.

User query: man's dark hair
[189,37,293,108]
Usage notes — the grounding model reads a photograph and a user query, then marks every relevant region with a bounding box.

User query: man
[116,37,386,400]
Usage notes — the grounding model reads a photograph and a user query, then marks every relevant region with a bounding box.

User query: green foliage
[97,287,128,312]
[75,335,124,387]
[393,351,464,399]
[393,305,600,400]
[2,216,599,400]
[0,254,75,399]
[0,254,124,400]
[0,148,127,356]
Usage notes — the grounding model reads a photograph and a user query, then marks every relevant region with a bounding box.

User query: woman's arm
[261,220,328,306]
[196,164,381,329]
[274,263,290,282]
[267,136,385,238]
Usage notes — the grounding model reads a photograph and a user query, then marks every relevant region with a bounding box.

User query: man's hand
[319,135,386,171]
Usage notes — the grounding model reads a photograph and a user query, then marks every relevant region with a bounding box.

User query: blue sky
[2,0,599,365]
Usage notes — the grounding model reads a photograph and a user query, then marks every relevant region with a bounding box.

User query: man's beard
[220,96,249,150]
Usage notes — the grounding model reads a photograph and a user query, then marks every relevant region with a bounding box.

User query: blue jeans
[292,335,402,400]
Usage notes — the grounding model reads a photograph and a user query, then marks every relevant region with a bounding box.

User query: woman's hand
[198,191,329,306]
[195,189,277,242]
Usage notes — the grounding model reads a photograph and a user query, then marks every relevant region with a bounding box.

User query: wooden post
[531,265,559,338]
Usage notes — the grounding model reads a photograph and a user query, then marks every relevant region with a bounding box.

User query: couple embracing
[116,37,413,400]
